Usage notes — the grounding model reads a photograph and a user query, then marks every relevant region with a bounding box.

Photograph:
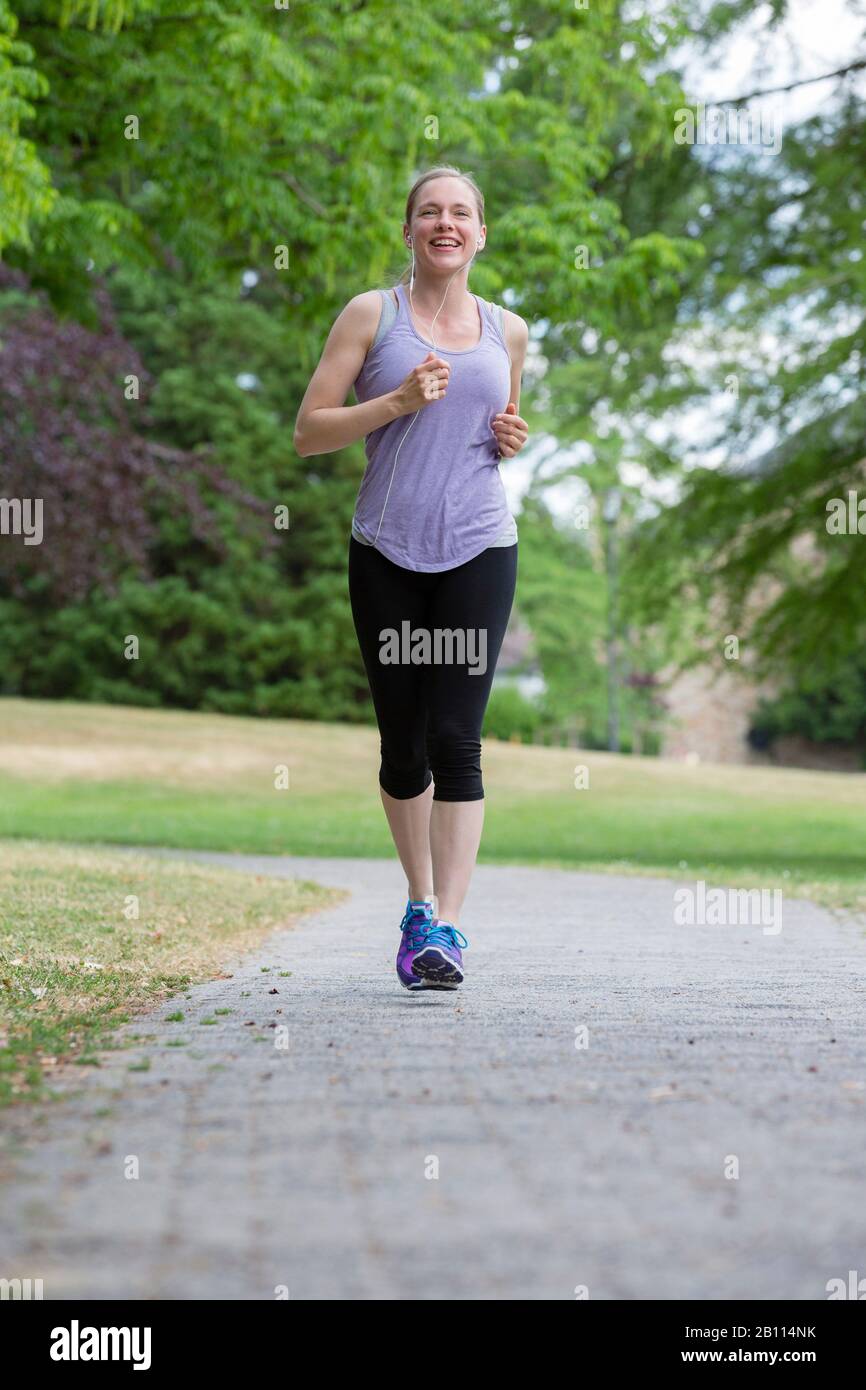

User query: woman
[294,165,529,990]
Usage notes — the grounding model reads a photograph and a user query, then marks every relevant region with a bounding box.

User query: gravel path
[2,851,865,1300]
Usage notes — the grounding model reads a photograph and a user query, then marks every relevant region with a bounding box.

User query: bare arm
[293,291,450,457]
[503,309,529,409]
[491,309,530,459]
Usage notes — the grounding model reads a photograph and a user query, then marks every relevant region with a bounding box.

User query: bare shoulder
[501,307,529,362]
[501,307,529,343]
[345,288,387,315]
[332,289,387,354]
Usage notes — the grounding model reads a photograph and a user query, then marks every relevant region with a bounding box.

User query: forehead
[414,178,476,210]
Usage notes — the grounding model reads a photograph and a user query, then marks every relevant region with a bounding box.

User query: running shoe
[409,919,468,989]
[396,899,436,991]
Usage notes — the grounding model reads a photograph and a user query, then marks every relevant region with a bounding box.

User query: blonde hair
[395,166,486,286]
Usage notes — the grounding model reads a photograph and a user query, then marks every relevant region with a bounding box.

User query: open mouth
[429,238,462,253]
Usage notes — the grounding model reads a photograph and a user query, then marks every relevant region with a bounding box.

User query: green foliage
[5,0,696,325]
[1,0,698,725]
[622,58,866,679]
[3,0,863,756]
[513,491,608,741]
[750,652,866,752]
[0,262,373,720]
[0,1,55,250]
[483,685,541,743]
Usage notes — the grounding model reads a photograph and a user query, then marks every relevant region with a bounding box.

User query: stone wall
[660,662,777,766]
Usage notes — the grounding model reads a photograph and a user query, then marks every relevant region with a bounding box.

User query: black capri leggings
[348,536,518,802]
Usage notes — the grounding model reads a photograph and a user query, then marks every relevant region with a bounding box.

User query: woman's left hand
[492,402,528,459]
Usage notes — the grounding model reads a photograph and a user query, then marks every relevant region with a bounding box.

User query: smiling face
[404,175,486,272]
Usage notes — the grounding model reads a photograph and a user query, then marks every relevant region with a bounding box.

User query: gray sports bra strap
[371,288,504,351]
[489,300,504,340]
[371,287,398,350]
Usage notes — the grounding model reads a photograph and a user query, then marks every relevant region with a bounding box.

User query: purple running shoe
[396,899,436,991]
[409,919,468,989]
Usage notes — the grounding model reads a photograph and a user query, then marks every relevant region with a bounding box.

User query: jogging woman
[293,166,529,990]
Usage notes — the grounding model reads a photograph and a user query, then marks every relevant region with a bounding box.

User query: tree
[622,11,866,679]
[0,0,55,252]
[1,0,701,720]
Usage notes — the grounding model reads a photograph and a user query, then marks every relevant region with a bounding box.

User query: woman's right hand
[394,352,450,414]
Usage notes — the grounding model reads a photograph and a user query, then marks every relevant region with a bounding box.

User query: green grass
[1,697,865,916]
[0,837,339,1106]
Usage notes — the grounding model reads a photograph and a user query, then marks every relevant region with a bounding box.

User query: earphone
[372,230,483,544]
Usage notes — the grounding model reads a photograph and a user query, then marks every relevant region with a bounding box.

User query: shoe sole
[410,945,464,988]
[397,969,459,992]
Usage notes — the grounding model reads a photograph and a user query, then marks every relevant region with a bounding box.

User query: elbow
[293,422,309,457]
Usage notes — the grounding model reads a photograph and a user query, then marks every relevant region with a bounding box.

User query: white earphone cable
[372,235,481,545]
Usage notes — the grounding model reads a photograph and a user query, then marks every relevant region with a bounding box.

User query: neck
[407,268,473,316]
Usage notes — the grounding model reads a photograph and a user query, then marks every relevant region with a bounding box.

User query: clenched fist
[492,401,529,459]
[395,352,451,414]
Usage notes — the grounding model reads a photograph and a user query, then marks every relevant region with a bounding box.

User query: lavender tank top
[351,282,516,572]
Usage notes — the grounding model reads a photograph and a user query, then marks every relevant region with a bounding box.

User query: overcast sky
[686,0,866,120]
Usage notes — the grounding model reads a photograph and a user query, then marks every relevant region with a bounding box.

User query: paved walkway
[2,852,865,1300]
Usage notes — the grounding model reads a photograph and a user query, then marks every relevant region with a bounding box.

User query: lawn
[2,698,865,914]
[0,837,339,1105]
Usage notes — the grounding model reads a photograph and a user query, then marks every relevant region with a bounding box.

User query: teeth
[432,240,460,247]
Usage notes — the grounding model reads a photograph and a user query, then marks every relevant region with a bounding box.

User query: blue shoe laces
[400,899,431,929]
[408,921,469,952]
